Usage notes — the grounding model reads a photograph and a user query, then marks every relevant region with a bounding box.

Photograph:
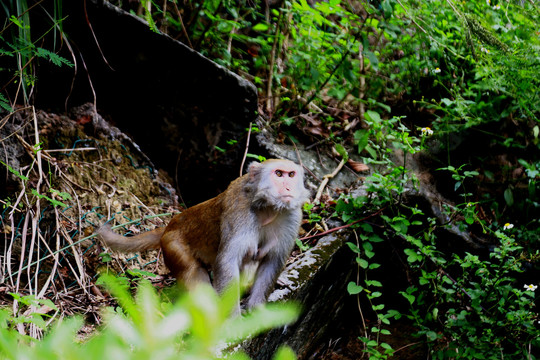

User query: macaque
[97,159,309,313]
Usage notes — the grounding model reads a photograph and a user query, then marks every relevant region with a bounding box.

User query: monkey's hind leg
[162,238,211,289]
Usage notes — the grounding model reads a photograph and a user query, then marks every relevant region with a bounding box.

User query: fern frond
[0,94,13,112]
[36,47,74,67]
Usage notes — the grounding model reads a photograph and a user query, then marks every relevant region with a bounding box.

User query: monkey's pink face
[269,164,302,203]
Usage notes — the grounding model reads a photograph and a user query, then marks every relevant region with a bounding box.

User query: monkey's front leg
[214,235,256,315]
[246,253,286,309]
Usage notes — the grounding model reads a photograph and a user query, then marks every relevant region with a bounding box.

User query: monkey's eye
[275,170,283,177]
[289,171,296,178]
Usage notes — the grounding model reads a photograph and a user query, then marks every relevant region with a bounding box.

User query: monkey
[97,159,309,314]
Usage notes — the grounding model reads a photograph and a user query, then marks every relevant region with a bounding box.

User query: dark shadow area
[30,0,259,204]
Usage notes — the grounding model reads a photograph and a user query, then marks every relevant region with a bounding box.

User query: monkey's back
[161,194,226,269]
[159,174,251,267]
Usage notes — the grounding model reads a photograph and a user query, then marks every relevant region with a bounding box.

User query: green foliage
[303,202,326,224]
[345,221,401,359]
[295,237,310,252]
[405,0,540,133]
[31,189,67,208]
[0,158,73,208]
[246,153,267,162]
[0,160,29,181]
[1,1,73,109]
[0,275,299,359]
[403,229,540,358]
[5,293,58,330]
[437,165,479,201]
[123,0,538,131]
[335,114,425,357]
[330,34,539,354]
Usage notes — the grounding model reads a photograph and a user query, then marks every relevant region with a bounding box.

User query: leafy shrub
[0,275,299,360]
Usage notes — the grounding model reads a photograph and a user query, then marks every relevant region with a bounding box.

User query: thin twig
[7,213,174,280]
[36,220,61,300]
[240,122,253,176]
[83,0,114,70]
[0,199,22,212]
[60,226,88,294]
[299,207,386,242]
[43,147,97,153]
[357,41,365,124]
[353,230,369,349]
[172,1,193,48]
[266,10,283,116]
[314,158,346,203]
[29,107,43,297]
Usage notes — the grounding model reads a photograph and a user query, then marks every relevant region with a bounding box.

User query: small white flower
[486,0,490,4]
[503,223,514,230]
[524,284,538,291]
[433,67,441,74]
[493,4,500,9]
[421,127,434,136]
[481,47,490,54]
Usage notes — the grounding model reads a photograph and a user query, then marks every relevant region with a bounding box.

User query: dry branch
[314,158,346,203]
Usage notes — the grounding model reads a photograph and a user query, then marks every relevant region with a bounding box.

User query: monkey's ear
[247,161,263,178]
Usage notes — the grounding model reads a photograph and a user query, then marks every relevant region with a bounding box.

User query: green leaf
[347,282,363,294]
[363,50,379,71]
[354,129,370,153]
[295,238,310,251]
[363,241,375,258]
[31,189,67,208]
[364,145,378,159]
[364,110,382,124]
[0,160,28,181]
[272,346,296,360]
[381,0,393,17]
[50,188,72,201]
[368,234,384,243]
[99,252,113,263]
[504,188,514,206]
[221,302,299,343]
[334,144,349,161]
[38,298,58,312]
[400,291,415,304]
[441,98,454,106]
[357,257,369,269]
[0,94,13,112]
[346,242,361,254]
[36,47,74,67]
[404,248,422,263]
[252,23,269,32]
[127,269,158,278]
[365,280,383,287]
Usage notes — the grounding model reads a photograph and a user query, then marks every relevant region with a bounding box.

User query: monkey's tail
[96,224,165,253]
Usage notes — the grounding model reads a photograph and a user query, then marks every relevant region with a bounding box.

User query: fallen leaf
[348,159,370,172]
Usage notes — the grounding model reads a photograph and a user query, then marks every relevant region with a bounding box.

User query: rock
[243,232,355,359]
[34,0,258,204]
